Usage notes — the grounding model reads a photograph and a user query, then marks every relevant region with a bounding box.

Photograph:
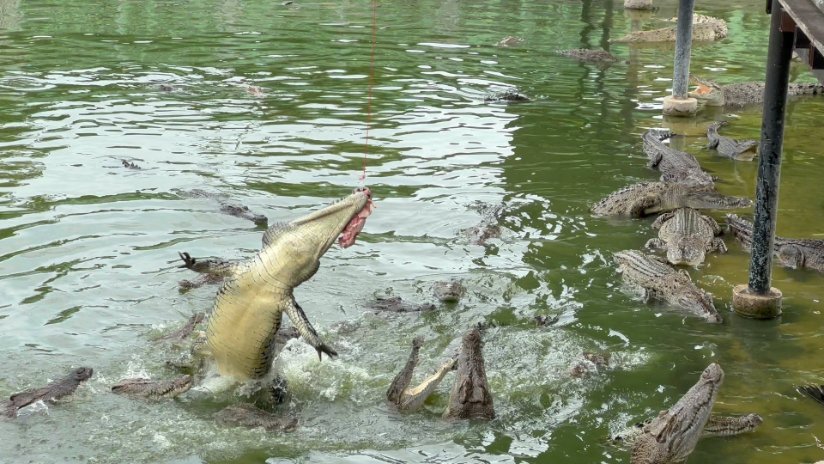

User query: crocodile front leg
[177,251,241,289]
[646,151,663,169]
[650,212,674,230]
[776,244,805,269]
[284,297,337,360]
[702,413,762,437]
[645,238,666,251]
[178,251,239,276]
[709,237,728,254]
[634,194,662,217]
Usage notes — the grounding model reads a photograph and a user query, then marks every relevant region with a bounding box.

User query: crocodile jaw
[668,363,724,461]
[668,237,706,267]
[267,188,373,288]
[288,187,372,258]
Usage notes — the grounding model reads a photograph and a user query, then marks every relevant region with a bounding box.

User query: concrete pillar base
[624,0,654,9]
[732,284,783,319]
[662,96,698,117]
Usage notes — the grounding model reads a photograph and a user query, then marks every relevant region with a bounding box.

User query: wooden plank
[780,0,824,61]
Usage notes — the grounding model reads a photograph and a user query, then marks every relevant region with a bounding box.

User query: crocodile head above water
[444,327,495,420]
[631,363,724,464]
[688,76,725,107]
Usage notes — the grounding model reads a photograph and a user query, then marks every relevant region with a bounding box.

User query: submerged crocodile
[3,367,94,418]
[387,327,494,420]
[591,182,751,218]
[642,129,713,186]
[613,413,763,445]
[690,76,824,109]
[613,249,721,323]
[570,351,612,378]
[613,14,727,43]
[645,208,727,266]
[727,214,824,272]
[496,36,523,47]
[367,280,466,313]
[484,89,530,103]
[114,189,374,414]
[463,201,507,245]
[630,363,761,464]
[215,403,298,432]
[706,121,758,161]
[178,189,268,228]
[556,48,618,64]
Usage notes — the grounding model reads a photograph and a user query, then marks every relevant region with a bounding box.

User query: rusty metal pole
[750,0,793,293]
[671,0,695,99]
[732,0,792,318]
[663,0,698,116]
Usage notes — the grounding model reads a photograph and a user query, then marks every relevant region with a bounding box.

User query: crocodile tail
[726,214,754,249]
[798,384,824,407]
[787,83,824,96]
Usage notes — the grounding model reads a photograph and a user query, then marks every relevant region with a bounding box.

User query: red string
[360,0,378,184]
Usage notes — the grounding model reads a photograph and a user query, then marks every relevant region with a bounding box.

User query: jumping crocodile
[642,129,713,186]
[556,48,619,65]
[591,182,751,218]
[114,188,374,413]
[629,363,761,463]
[706,121,758,161]
[613,14,727,43]
[613,249,721,323]
[645,208,727,266]
[727,214,824,272]
[3,367,94,418]
[387,327,494,420]
[689,76,824,109]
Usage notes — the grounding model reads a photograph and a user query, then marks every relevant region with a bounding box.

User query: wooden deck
[772,0,824,81]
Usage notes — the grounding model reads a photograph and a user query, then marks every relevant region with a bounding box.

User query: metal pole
[672,0,695,98]
[748,0,794,294]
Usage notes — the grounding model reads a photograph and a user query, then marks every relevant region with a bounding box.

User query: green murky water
[2,0,824,462]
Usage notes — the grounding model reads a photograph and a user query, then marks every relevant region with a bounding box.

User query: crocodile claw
[316,344,338,361]
[178,251,196,269]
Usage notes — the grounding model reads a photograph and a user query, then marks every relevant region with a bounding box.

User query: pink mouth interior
[338,188,375,248]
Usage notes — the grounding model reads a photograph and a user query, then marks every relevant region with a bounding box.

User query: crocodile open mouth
[693,84,712,95]
[338,187,375,248]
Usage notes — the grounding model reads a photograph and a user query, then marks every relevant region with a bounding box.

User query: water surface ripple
[2,1,824,463]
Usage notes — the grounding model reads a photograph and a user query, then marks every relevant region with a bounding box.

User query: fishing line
[360,0,378,184]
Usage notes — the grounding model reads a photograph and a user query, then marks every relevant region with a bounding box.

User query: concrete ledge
[732,284,783,319]
[624,0,654,9]
[662,96,699,117]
